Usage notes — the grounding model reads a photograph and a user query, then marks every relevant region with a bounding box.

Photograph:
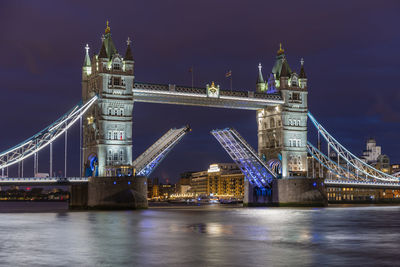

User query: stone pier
[69,176,148,210]
[244,177,327,207]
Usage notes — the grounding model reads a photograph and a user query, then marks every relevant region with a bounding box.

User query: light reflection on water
[0,205,399,266]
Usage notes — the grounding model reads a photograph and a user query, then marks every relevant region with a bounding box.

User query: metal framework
[211,128,276,188]
[133,125,191,177]
[308,112,400,183]
[0,96,98,171]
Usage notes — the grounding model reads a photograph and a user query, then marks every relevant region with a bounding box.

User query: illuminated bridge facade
[0,24,398,207]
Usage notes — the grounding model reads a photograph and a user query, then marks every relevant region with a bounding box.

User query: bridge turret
[82,22,135,177]
[256,63,266,92]
[257,44,308,178]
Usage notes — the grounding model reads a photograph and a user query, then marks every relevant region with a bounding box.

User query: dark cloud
[1,0,400,181]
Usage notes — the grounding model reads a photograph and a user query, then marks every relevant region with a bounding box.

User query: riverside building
[189,163,244,198]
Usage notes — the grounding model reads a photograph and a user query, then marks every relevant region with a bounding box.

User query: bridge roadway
[0,177,89,186]
[1,176,399,190]
[324,179,400,189]
[132,82,284,110]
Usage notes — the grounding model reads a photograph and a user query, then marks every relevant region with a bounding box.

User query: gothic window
[270,118,275,128]
[289,119,292,126]
[108,131,112,140]
[120,108,124,116]
[108,108,112,115]
[108,150,112,161]
[297,120,300,126]
[113,63,120,70]
[120,150,124,161]
[114,132,118,140]
[296,140,301,147]
[114,109,118,116]
[113,77,121,86]
[290,92,301,101]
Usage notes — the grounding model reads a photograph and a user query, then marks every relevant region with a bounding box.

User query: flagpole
[191,66,194,89]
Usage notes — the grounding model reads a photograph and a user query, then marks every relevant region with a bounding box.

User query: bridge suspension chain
[0,95,98,171]
[308,112,399,183]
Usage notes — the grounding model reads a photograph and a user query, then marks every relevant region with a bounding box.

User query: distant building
[361,138,381,164]
[374,154,390,174]
[189,163,244,198]
[360,138,391,173]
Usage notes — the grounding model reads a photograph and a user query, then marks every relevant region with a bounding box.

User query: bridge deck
[133,82,283,110]
[324,180,400,189]
[0,177,88,186]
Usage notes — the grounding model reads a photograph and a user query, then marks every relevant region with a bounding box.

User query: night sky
[1,1,400,183]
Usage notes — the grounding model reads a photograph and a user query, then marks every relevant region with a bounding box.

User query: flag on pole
[225,70,232,78]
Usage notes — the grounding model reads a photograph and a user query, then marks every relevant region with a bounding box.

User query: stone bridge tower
[81,22,135,177]
[256,44,308,178]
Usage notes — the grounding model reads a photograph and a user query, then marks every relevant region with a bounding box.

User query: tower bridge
[1,23,399,208]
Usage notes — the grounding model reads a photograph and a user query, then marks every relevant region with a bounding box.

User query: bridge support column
[69,176,148,210]
[244,178,327,207]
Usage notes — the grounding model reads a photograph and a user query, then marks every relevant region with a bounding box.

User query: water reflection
[0,205,399,266]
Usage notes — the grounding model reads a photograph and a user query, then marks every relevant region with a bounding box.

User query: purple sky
[1,0,400,183]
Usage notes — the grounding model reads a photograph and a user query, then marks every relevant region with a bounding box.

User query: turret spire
[277,43,285,55]
[105,20,110,34]
[124,37,133,61]
[257,63,264,83]
[299,58,307,79]
[84,44,91,67]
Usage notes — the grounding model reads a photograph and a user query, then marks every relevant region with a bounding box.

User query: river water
[0,203,399,266]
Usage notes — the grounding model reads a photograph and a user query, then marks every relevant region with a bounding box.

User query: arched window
[114,109,118,116]
[113,132,118,140]
[270,118,275,128]
[108,108,112,116]
[120,108,124,116]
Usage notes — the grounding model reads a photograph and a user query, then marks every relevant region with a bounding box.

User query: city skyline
[1,0,400,182]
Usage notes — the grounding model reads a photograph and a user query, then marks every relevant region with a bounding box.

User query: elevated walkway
[133,82,283,110]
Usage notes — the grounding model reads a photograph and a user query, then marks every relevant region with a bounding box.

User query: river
[0,203,399,266]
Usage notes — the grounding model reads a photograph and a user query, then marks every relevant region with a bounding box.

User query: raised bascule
[1,23,399,208]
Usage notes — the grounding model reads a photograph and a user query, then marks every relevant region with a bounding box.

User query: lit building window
[113,77,121,86]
